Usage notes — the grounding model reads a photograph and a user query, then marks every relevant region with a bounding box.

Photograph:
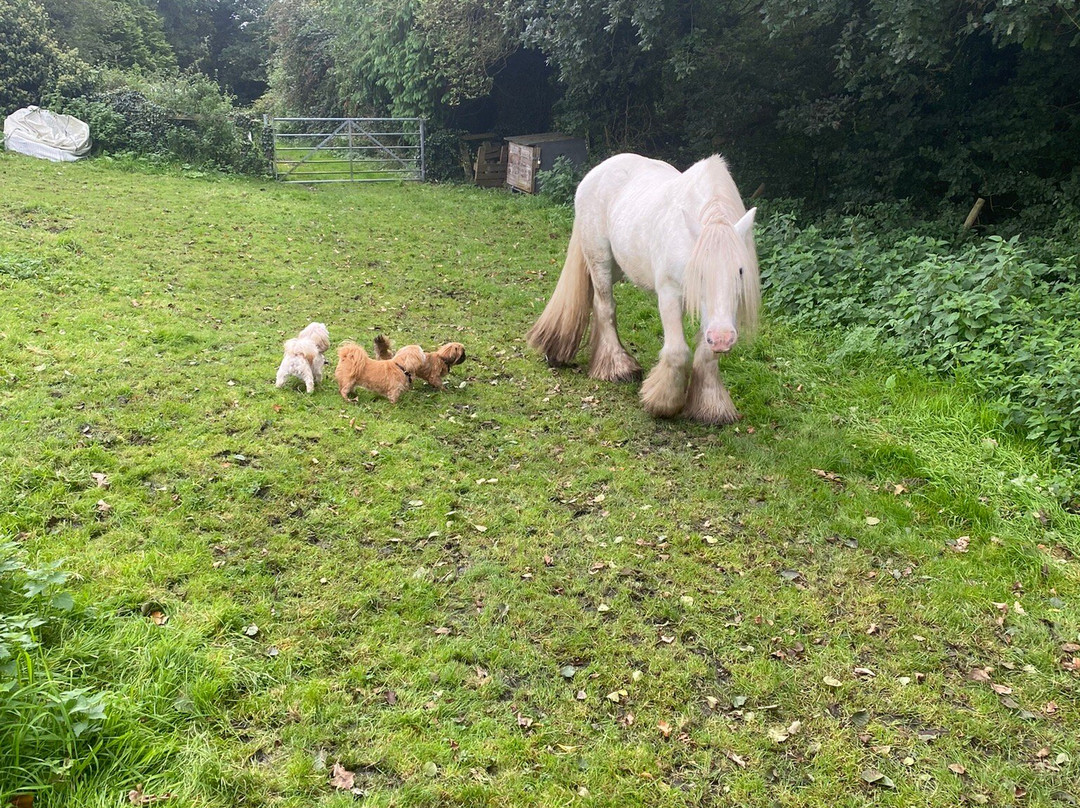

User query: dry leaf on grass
[128,786,175,804]
[329,763,355,791]
[860,769,895,789]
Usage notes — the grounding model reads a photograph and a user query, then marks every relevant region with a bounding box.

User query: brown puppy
[373,336,467,390]
[335,341,425,403]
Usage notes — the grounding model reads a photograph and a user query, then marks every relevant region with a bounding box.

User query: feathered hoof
[682,377,739,425]
[640,361,689,417]
[589,348,642,382]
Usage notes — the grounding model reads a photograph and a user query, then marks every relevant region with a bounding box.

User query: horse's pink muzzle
[705,327,737,353]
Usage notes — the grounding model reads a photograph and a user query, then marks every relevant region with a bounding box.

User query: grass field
[1,152,1078,807]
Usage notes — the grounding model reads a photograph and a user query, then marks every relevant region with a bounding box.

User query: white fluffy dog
[275,322,329,393]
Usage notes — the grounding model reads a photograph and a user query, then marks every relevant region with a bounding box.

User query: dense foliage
[760,206,1080,457]
[261,0,1080,210]
[53,71,268,173]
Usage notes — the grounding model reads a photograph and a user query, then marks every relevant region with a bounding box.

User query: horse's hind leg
[640,287,692,417]
[681,337,739,424]
[587,251,641,382]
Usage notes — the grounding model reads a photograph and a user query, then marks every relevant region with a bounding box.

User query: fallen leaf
[948,763,967,776]
[990,683,1012,695]
[329,763,355,790]
[725,751,747,767]
[861,769,895,789]
[559,665,577,680]
[128,786,175,804]
[657,720,672,738]
[575,690,587,701]
[853,667,875,678]
[516,714,533,729]
[433,626,452,635]
[91,472,109,488]
[96,499,112,514]
[543,555,554,566]
[967,668,992,682]
[422,761,438,777]
[823,676,842,688]
[953,535,970,553]
[865,517,880,526]
[148,610,168,626]
[243,624,259,637]
[10,795,33,808]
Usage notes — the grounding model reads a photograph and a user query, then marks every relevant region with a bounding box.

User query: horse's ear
[682,206,702,240]
[734,207,756,241]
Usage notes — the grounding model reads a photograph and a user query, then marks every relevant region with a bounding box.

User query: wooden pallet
[472,142,507,187]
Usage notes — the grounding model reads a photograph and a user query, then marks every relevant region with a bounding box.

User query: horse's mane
[682,190,761,337]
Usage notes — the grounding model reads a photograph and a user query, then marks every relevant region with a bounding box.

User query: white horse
[526,153,760,424]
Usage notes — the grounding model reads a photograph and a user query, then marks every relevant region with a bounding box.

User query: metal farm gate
[270,117,425,183]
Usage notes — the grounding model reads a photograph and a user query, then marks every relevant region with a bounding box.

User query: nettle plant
[760,213,1080,458]
[1,540,107,795]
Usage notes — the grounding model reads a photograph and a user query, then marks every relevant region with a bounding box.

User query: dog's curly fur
[297,322,330,353]
[276,322,329,393]
[335,341,426,403]
[373,336,467,390]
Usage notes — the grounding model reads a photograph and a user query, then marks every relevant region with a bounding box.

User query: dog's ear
[436,343,466,365]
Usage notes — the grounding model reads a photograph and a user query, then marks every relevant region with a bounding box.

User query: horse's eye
[739,267,744,277]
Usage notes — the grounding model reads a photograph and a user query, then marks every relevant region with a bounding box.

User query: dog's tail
[526,222,592,366]
[373,334,393,360]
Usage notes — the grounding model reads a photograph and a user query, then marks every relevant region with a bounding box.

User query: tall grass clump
[0,541,106,802]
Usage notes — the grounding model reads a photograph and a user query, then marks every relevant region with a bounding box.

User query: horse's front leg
[640,287,692,417]
[682,337,739,424]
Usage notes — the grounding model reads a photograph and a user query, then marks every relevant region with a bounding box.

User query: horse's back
[576,154,679,212]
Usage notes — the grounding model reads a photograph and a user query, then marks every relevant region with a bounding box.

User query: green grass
[1,151,1078,807]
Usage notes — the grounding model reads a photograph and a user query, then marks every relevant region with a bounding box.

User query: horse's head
[683,205,760,354]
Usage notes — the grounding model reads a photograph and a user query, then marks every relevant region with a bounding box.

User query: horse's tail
[526,223,593,366]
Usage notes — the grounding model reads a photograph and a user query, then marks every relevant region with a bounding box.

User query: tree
[0,0,79,115]
[40,0,175,71]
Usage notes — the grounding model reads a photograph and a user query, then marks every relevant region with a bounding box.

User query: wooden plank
[506,142,535,192]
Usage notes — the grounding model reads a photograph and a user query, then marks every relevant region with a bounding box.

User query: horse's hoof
[640,367,688,417]
[589,350,642,383]
[681,390,739,425]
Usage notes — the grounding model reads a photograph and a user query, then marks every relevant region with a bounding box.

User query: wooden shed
[459,133,508,187]
[505,133,587,194]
